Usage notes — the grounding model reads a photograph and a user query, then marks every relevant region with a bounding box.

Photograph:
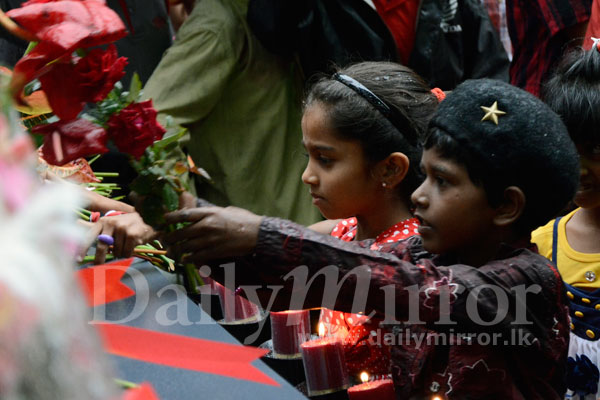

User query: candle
[270,310,311,357]
[214,282,261,322]
[300,323,349,396]
[347,372,395,400]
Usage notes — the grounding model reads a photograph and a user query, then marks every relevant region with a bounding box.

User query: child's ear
[493,186,526,227]
[377,152,410,188]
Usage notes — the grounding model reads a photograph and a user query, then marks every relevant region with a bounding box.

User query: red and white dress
[321,217,420,377]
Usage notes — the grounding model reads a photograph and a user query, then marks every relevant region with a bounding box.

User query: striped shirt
[506,0,592,96]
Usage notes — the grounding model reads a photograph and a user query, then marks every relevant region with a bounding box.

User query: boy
[165,79,580,398]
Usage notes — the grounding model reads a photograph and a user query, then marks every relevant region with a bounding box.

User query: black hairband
[332,73,418,146]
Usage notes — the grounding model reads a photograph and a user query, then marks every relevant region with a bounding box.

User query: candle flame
[360,372,369,383]
[318,322,326,337]
[432,397,442,400]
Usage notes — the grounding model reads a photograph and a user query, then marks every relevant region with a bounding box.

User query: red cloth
[323,217,420,377]
[507,0,592,96]
[371,0,420,65]
[330,217,420,250]
[584,0,600,49]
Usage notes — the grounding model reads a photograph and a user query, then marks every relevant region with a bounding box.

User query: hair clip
[592,37,600,52]
[332,73,419,146]
[430,87,446,102]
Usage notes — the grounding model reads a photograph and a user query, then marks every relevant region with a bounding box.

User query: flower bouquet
[0,0,207,292]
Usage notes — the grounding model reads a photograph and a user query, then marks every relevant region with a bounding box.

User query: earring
[382,182,387,188]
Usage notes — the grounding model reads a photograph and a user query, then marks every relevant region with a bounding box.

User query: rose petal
[34,119,108,165]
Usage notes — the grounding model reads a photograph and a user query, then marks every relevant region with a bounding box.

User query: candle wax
[270,310,310,356]
[347,378,396,400]
[300,336,349,395]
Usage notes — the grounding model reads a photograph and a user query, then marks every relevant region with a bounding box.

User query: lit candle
[347,372,396,400]
[213,282,261,322]
[270,310,311,357]
[300,322,349,396]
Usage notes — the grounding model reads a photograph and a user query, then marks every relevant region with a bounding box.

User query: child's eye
[318,156,333,165]
[434,175,447,186]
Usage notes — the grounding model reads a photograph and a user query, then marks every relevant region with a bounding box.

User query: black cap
[430,79,579,231]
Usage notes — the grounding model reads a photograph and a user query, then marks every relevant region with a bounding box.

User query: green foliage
[129,124,190,227]
[85,81,129,126]
[85,72,143,126]
[126,73,142,104]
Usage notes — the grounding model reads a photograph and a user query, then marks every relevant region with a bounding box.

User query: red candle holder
[300,334,349,396]
[213,282,262,323]
[347,376,395,400]
[270,310,311,358]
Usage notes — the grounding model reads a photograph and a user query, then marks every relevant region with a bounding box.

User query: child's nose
[410,184,428,208]
[302,164,318,185]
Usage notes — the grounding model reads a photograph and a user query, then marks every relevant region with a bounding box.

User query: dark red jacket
[229,217,569,399]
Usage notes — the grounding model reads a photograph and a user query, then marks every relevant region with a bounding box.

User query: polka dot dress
[330,217,420,250]
[322,217,421,376]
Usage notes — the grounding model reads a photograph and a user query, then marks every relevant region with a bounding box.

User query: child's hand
[178,191,197,209]
[79,212,156,264]
[162,205,263,264]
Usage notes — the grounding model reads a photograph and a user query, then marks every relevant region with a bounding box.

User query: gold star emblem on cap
[480,101,506,125]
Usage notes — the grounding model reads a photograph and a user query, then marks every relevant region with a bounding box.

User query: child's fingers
[94,226,115,265]
[78,220,101,262]
[164,207,217,225]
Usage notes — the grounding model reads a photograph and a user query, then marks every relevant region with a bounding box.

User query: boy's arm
[230,217,562,337]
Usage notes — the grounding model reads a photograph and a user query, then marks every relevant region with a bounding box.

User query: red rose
[107,100,166,159]
[33,45,127,120]
[33,118,109,165]
[75,44,128,103]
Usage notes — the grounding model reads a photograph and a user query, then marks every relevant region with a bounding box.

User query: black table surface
[83,259,307,399]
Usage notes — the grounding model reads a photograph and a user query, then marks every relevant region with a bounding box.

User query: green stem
[77,207,91,216]
[75,211,89,220]
[184,263,198,294]
[86,182,119,188]
[87,154,101,165]
[114,378,139,389]
[94,172,120,177]
[80,254,114,263]
[191,264,204,287]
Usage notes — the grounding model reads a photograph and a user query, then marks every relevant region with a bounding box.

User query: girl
[300,62,439,377]
[305,62,437,243]
[533,44,600,399]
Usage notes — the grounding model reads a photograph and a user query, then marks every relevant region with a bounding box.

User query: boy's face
[411,148,497,260]
[574,142,600,209]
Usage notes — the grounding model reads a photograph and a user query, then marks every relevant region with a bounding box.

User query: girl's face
[574,143,600,209]
[411,148,497,260]
[301,103,381,219]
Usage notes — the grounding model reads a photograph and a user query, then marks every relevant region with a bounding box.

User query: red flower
[37,45,127,120]
[33,118,108,165]
[7,1,126,53]
[38,60,83,120]
[75,44,127,103]
[7,0,126,107]
[107,100,165,159]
